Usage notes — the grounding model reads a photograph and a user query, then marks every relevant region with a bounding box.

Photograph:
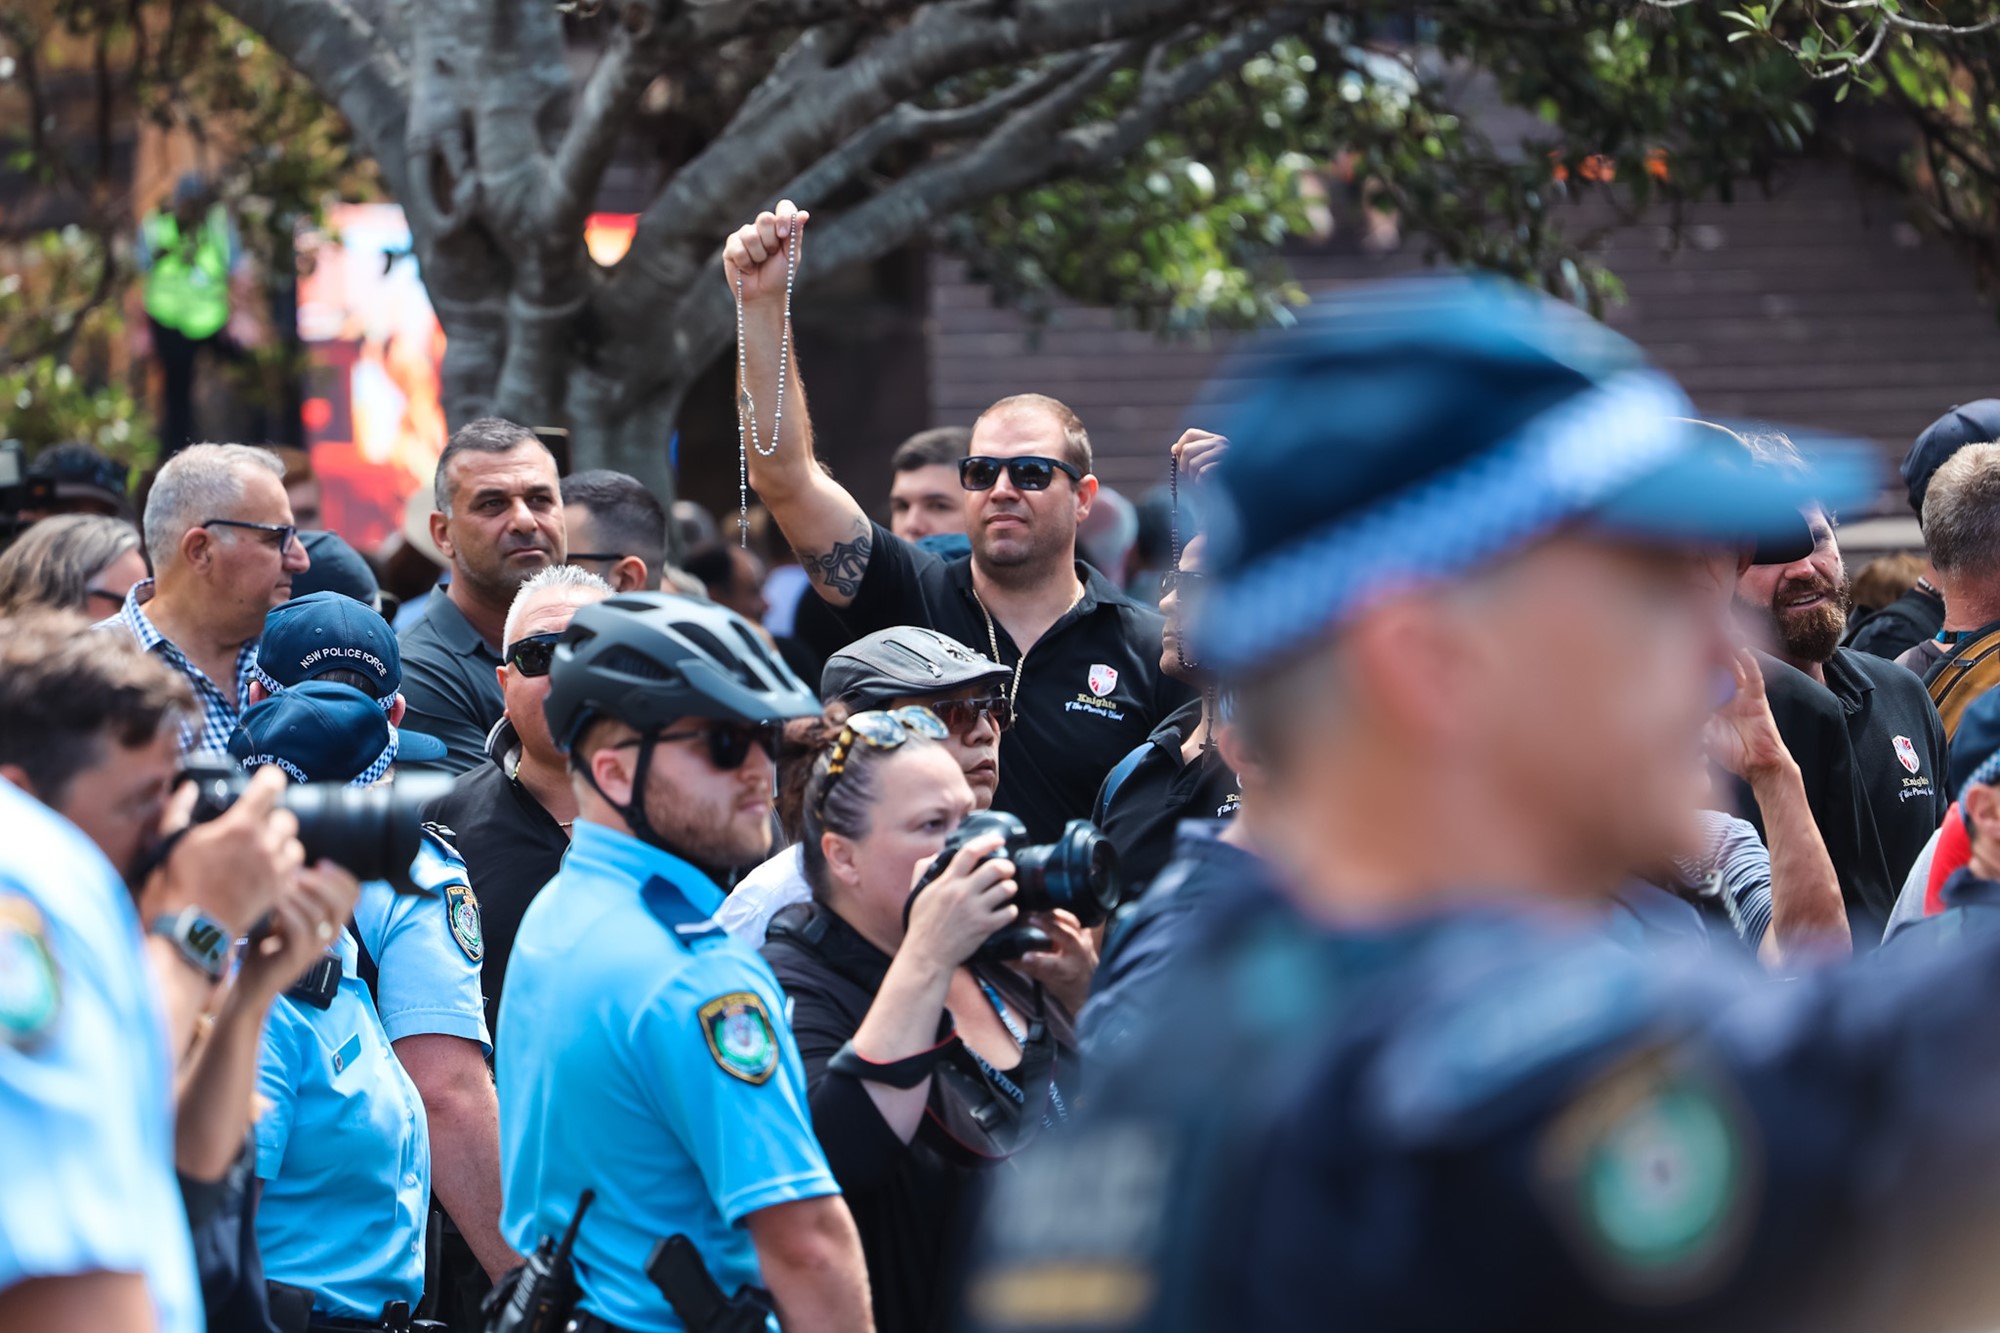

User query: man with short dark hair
[561,469,669,593]
[399,417,566,774]
[888,426,972,541]
[1913,441,2000,737]
[99,442,310,757]
[684,543,771,625]
[731,204,1191,841]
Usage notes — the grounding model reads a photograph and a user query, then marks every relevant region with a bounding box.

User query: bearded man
[1737,498,1948,918]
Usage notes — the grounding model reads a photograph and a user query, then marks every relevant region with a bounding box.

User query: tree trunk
[568,358,688,550]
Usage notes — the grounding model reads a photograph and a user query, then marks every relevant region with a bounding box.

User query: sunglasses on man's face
[203,517,299,554]
[929,694,1013,736]
[1161,570,1207,597]
[505,631,565,678]
[959,455,1082,493]
[611,721,780,772]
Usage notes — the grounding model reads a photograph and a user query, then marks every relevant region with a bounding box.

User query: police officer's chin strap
[577,731,739,889]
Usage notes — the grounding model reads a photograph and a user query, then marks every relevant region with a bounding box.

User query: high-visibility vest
[141,207,232,340]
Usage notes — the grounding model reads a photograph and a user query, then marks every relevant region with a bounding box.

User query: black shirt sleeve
[780,976,921,1193]
[835,522,944,640]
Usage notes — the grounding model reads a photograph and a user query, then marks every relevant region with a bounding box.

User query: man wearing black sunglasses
[728,203,1193,842]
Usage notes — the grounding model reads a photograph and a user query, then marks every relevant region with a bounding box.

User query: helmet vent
[678,624,757,689]
[596,645,676,682]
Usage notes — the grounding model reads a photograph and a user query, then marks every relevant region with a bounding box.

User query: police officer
[498,594,872,1333]
[228,683,465,1330]
[955,279,2000,1332]
[249,591,519,1307]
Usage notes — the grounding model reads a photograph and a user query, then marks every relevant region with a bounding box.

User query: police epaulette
[419,820,463,861]
[639,875,729,949]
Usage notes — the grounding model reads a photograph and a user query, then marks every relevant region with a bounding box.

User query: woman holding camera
[761,708,1092,1333]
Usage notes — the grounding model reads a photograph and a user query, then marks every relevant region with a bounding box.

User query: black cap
[1903,399,2000,521]
[291,531,381,607]
[821,627,1009,709]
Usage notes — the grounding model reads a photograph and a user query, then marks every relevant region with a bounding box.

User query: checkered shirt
[96,579,260,758]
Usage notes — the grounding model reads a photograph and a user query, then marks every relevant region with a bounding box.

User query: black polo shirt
[830,522,1194,842]
[1823,647,1948,891]
[397,584,505,776]
[1091,697,1240,894]
[421,720,570,1039]
[1731,652,1896,937]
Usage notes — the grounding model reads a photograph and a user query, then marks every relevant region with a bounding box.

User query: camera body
[182,758,456,892]
[912,810,1120,962]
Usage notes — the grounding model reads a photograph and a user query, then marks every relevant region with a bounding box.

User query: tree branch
[546,13,670,237]
[661,0,927,47]
[211,0,414,200]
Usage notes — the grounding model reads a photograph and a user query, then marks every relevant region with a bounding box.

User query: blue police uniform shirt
[254,925,431,1318]
[350,828,491,1052]
[497,820,839,1333]
[963,875,2000,1332]
[0,780,202,1333]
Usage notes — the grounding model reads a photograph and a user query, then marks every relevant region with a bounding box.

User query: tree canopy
[4,0,1997,495]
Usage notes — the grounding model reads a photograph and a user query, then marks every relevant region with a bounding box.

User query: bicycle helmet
[546,592,820,751]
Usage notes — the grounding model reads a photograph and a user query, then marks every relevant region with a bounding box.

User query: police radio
[482,1189,593,1333]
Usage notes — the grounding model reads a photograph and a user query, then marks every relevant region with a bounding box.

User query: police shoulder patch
[1536,1049,1760,1305]
[443,883,483,962]
[0,895,61,1047]
[699,991,779,1085]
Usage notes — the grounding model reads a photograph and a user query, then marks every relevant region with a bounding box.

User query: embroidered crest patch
[1087,664,1119,697]
[1893,735,1920,774]
[699,991,779,1085]
[0,896,60,1047]
[444,883,483,962]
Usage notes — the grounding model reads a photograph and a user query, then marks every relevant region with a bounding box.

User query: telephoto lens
[914,811,1123,928]
[181,759,457,892]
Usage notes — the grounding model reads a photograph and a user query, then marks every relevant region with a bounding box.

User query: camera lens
[1011,820,1120,927]
[283,773,456,888]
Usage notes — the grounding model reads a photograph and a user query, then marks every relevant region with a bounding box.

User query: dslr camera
[911,811,1120,961]
[182,757,455,893]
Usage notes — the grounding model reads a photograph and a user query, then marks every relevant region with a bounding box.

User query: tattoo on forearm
[801,525,872,599]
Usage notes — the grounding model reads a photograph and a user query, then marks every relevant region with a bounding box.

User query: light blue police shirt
[497,820,838,1333]
[254,925,431,1318]
[0,779,201,1333]
[351,829,491,1052]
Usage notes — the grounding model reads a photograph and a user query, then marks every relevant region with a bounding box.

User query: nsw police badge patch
[0,896,59,1048]
[444,884,484,963]
[699,991,779,1085]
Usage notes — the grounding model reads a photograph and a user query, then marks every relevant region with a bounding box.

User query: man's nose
[285,536,312,572]
[506,498,539,530]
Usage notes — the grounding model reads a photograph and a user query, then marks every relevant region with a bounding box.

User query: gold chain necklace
[974,581,1084,710]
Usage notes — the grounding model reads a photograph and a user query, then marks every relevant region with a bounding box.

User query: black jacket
[762,904,1077,1333]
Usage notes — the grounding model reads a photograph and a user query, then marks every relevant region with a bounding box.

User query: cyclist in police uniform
[497,594,872,1333]
[956,279,2000,1332]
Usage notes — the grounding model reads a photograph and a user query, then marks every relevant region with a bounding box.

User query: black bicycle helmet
[546,592,820,752]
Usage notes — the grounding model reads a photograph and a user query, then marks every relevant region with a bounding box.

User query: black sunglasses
[959,455,1082,493]
[505,631,565,677]
[203,517,299,553]
[567,552,626,566]
[929,694,1013,735]
[1161,570,1207,596]
[644,722,780,772]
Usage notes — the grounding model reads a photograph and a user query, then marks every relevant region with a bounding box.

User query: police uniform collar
[334,923,360,974]
[566,819,727,917]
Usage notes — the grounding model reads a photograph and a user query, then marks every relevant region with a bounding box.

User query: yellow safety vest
[142,208,232,340]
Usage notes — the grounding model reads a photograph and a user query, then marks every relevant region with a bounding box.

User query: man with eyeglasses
[97,443,310,757]
[423,565,612,1040]
[718,625,1016,946]
[561,469,669,594]
[499,592,872,1333]
[730,204,1192,842]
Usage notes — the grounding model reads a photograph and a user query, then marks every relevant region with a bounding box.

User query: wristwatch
[149,906,232,981]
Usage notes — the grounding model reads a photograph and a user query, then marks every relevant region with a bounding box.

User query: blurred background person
[400,418,565,774]
[1076,485,1138,588]
[137,174,248,460]
[424,564,611,1040]
[0,513,147,617]
[685,542,772,626]
[1910,441,2000,733]
[1848,552,1925,622]
[763,710,1087,1333]
[19,441,135,523]
[888,426,972,545]
[270,446,323,531]
[561,468,669,593]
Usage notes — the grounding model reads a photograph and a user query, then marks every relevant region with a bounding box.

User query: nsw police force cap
[255,591,448,763]
[1190,276,1880,676]
[228,680,394,785]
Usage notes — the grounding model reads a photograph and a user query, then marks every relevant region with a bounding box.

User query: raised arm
[724,203,874,607]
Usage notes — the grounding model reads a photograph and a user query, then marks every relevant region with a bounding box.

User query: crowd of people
[14,197,2000,1333]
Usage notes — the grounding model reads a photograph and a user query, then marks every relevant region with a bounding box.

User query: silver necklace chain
[735,219,802,547]
[975,583,1083,711]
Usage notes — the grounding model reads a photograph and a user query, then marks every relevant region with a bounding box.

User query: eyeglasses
[959,455,1083,493]
[203,518,299,553]
[817,707,952,816]
[1161,570,1206,597]
[613,721,780,772]
[505,631,565,678]
[929,694,1013,736]
[84,585,127,610]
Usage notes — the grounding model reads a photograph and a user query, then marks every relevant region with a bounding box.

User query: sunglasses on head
[817,706,953,816]
[928,694,1013,735]
[505,631,565,678]
[612,721,780,772]
[959,455,1082,493]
